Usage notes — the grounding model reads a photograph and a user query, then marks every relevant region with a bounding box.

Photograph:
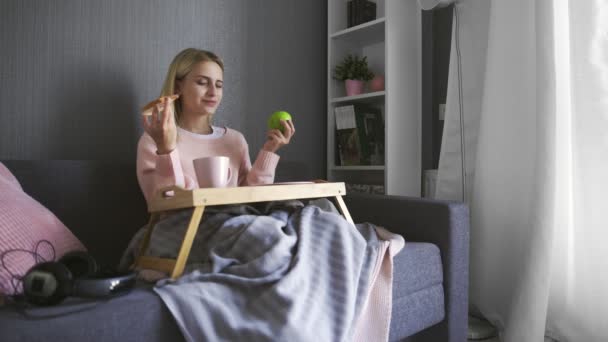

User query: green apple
[267,111,292,132]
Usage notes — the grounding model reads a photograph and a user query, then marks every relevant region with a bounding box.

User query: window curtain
[434,0,608,341]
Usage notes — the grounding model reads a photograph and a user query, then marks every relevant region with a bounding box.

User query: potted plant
[333,54,374,96]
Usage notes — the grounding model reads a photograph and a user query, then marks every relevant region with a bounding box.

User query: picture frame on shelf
[334,104,385,166]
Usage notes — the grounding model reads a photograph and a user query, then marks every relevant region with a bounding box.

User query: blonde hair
[160,48,224,122]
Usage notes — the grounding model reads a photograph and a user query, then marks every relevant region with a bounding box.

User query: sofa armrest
[344,193,469,342]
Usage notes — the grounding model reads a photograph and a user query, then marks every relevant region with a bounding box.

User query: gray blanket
[126,200,382,342]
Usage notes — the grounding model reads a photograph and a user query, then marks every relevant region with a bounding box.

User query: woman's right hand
[142,97,177,154]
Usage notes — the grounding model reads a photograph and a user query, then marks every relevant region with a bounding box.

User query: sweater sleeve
[136,134,186,203]
[236,141,280,186]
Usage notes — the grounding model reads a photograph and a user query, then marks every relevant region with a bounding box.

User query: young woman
[137,48,295,203]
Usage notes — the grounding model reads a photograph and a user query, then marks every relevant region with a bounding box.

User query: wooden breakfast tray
[133,181,352,279]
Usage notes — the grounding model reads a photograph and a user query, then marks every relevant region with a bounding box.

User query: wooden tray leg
[133,213,161,269]
[334,195,354,225]
[171,205,205,279]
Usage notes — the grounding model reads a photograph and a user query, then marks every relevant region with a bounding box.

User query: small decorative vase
[345,79,365,96]
[370,75,385,92]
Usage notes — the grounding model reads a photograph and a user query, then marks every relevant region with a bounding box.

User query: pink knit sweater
[136,126,280,203]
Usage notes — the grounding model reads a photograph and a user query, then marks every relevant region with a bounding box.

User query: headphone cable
[0,240,56,295]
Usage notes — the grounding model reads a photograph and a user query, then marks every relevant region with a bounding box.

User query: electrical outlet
[439,103,446,121]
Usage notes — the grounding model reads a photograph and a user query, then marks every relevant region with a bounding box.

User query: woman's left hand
[263,119,295,153]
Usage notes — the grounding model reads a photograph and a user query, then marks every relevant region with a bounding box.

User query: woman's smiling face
[176,61,223,116]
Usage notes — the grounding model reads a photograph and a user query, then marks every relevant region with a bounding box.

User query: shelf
[331,91,385,104]
[331,165,385,171]
[330,18,385,46]
[327,1,422,196]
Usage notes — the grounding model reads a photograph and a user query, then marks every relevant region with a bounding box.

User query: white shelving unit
[327,0,421,196]
[330,90,386,104]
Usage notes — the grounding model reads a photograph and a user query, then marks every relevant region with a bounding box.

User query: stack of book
[334,104,384,166]
[347,0,377,28]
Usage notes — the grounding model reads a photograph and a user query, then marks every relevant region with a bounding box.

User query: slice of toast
[141,94,180,116]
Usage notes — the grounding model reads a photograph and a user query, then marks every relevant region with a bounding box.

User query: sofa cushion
[0,160,149,271]
[0,243,444,342]
[393,242,443,297]
[0,285,184,342]
[390,242,444,339]
[0,162,85,295]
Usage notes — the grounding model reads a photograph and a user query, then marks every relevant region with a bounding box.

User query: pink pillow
[0,162,86,295]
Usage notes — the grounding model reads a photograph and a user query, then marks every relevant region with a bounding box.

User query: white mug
[192,156,232,188]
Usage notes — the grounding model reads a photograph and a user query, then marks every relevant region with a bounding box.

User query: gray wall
[0,0,326,180]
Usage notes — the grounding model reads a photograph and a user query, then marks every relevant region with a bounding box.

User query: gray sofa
[0,160,469,342]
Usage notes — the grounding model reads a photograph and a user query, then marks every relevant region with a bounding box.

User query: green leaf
[332,54,375,81]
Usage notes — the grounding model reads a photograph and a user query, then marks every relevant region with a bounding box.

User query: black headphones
[22,251,136,306]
